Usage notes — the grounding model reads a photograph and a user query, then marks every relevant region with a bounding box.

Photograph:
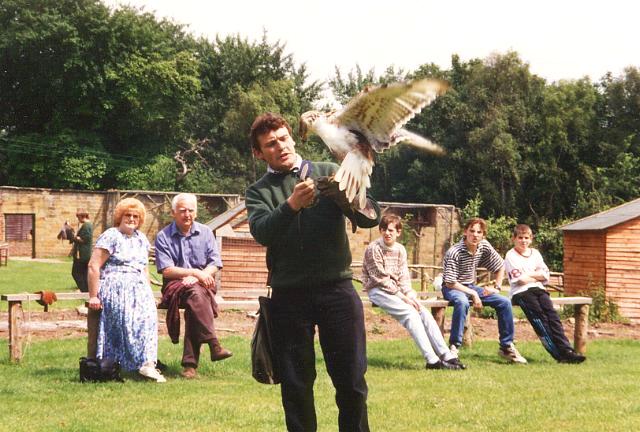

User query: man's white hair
[171,193,198,211]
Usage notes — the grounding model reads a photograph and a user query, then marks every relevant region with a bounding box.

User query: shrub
[562,283,626,324]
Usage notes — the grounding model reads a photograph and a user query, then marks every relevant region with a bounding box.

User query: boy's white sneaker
[139,363,167,383]
[449,344,459,357]
[498,343,528,364]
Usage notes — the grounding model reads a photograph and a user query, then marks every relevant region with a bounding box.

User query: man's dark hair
[464,217,487,235]
[379,213,402,231]
[249,112,293,151]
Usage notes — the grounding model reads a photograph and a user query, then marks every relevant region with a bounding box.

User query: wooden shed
[207,202,269,294]
[561,198,640,323]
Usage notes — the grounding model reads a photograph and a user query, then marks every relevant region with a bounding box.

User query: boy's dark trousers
[271,279,369,432]
[513,287,573,360]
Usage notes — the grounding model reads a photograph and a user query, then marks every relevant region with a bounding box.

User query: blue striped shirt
[154,221,222,273]
[442,239,503,285]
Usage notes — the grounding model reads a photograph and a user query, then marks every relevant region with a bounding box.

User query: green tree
[0,0,203,188]
[183,33,322,192]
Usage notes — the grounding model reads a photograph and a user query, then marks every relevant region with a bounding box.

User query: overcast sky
[103,0,639,84]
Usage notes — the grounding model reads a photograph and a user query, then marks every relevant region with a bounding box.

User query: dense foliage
[0,0,321,192]
[2,0,640,255]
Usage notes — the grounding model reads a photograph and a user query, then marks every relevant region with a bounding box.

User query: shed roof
[205,200,457,232]
[206,201,246,232]
[560,197,640,231]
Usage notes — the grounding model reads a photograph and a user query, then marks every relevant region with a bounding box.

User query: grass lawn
[0,336,639,431]
[1,259,639,430]
[0,259,78,311]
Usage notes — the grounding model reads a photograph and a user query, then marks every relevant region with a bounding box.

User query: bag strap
[266,269,272,298]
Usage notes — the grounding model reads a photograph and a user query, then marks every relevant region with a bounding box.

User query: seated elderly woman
[87,198,165,382]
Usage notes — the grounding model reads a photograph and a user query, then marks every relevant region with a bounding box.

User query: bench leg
[87,308,101,359]
[574,304,589,355]
[462,310,474,348]
[432,307,446,333]
[8,301,23,362]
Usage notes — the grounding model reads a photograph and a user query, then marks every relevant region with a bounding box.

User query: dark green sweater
[246,161,381,289]
[72,221,93,262]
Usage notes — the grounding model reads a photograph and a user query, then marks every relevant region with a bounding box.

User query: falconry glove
[316,175,377,233]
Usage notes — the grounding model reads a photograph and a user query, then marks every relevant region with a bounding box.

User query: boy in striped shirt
[441,217,527,363]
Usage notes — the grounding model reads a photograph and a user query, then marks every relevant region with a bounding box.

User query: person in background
[505,224,586,363]
[362,214,465,370]
[155,193,231,380]
[441,217,527,364]
[246,112,381,432]
[71,209,93,292]
[87,198,165,382]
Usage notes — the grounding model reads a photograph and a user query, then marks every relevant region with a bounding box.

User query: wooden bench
[0,243,8,266]
[2,291,592,362]
[1,289,267,362]
[411,295,592,355]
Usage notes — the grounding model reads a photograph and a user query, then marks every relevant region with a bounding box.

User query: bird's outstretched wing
[394,129,445,155]
[335,78,448,152]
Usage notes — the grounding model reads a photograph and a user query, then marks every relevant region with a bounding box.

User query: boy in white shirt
[505,224,585,363]
[362,214,464,370]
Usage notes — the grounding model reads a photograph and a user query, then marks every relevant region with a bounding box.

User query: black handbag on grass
[251,294,280,384]
[79,357,123,383]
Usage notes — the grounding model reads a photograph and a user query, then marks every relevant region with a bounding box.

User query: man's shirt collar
[267,154,303,174]
[169,221,200,238]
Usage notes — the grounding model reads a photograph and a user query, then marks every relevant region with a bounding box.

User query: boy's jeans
[442,283,515,347]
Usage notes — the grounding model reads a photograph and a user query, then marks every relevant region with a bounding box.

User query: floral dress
[96,227,157,371]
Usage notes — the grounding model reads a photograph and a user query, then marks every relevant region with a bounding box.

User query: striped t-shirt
[442,239,504,285]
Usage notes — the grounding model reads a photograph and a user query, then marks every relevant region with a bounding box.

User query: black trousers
[271,279,369,432]
[72,259,89,292]
[512,287,573,360]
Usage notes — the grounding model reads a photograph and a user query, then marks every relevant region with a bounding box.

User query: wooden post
[87,308,101,359]
[462,310,474,347]
[574,304,589,354]
[432,306,446,333]
[420,267,427,292]
[8,301,23,362]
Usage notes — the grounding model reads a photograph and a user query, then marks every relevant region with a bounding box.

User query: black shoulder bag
[251,287,280,385]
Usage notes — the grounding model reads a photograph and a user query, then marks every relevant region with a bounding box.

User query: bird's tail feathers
[397,129,445,156]
[334,151,373,210]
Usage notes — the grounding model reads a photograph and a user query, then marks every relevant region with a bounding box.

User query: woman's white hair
[171,193,198,211]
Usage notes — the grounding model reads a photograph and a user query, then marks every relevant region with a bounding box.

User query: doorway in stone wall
[4,213,35,258]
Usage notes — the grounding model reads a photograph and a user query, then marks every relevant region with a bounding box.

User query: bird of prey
[299,78,448,210]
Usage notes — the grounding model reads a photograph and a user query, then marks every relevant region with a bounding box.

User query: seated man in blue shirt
[155,193,231,379]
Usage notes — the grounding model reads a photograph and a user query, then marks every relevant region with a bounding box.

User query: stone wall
[0,187,241,258]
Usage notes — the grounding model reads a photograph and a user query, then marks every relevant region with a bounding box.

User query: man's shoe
[445,357,467,370]
[210,345,233,362]
[449,344,459,357]
[181,367,197,379]
[498,343,528,364]
[426,360,462,370]
[139,364,167,383]
[558,350,586,364]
